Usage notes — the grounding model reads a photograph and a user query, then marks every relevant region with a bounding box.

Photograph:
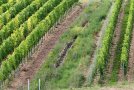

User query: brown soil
[127,26,134,82]
[105,0,126,82]
[6,5,84,90]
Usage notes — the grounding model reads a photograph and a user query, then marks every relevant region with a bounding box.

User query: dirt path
[6,5,84,90]
[105,0,126,82]
[127,25,134,82]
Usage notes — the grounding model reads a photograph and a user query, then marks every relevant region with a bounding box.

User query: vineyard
[0,0,134,90]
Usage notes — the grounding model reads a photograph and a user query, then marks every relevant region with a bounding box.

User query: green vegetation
[0,0,19,14]
[0,0,34,28]
[0,0,61,62]
[63,81,134,90]
[0,0,134,89]
[0,0,78,82]
[0,0,9,6]
[120,0,134,74]
[0,0,48,44]
[30,0,111,89]
[110,0,130,82]
[96,0,122,77]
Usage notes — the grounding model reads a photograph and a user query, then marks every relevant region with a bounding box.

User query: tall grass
[30,0,111,89]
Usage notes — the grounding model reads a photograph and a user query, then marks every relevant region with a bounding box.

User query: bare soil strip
[105,0,126,82]
[6,5,84,90]
[127,26,134,82]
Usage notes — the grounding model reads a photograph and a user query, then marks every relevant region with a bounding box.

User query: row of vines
[96,0,122,76]
[0,0,62,63]
[120,0,134,74]
[0,0,48,44]
[0,0,78,83]
[0,0,11,6]
[0,0,19,14]
[0,0,33,28]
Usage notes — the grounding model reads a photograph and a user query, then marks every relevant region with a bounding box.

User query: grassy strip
[54,1,111,89]
[110,0,130,82]
[63,81,134,90]
[86,0,114,85]
[30,0,111,89]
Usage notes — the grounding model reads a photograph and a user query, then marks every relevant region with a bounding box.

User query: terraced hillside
[0,0,134,90]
